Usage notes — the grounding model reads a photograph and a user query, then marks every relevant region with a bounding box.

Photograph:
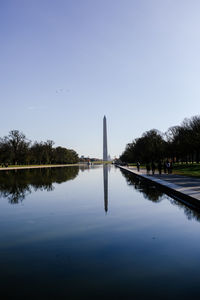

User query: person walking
[146,162,150,175]
[151,161,156,175]
[158,160,162,175]
[136,161,140,172]
[163,161,167,174]
[169,161,173,174]
[166,161,170,174]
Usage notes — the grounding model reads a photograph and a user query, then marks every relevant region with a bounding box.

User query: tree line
[0,130,79,165]
[120,115,200,164]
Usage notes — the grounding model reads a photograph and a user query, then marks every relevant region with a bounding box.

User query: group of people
[136,161,173,175]
[1,163,8,168]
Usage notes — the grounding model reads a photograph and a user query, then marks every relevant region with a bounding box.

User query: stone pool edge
[118,166,200,209]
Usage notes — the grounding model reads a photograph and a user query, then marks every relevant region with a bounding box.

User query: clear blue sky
[1,0,200,158]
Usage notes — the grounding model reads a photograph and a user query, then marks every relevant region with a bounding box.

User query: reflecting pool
[1,165,200,299]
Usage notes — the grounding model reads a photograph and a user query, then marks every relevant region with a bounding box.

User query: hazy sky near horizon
[1,0,200,158]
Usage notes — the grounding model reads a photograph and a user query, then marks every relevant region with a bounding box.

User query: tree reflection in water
[121,169,164,203]
[167,196,200,222]
[0,167,79,204]
[120,168,200,222]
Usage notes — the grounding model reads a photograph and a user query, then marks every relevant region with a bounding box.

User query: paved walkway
[119,166,200,206]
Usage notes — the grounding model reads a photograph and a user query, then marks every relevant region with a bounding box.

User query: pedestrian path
[118,166,200,207]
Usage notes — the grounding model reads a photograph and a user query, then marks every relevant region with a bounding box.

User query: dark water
[1,165,200,299]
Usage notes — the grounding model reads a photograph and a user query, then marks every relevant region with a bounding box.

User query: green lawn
[127,163,145,168]
[0,164,40,168]
[127,162,200,177]
[173,163,200,177]
[0,164,78,168]
[0,162,109,168]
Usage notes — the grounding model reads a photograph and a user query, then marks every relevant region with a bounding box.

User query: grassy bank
[173,163,200,177]
[0,161,110,170]
[127,162,200,177]
[0,164,79,170]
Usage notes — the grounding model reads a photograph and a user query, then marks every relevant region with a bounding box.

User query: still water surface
[1,165,200,299]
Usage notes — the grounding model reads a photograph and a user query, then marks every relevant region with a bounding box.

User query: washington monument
[103,116,108,161]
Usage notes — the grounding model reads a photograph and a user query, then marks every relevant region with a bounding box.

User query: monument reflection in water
[103,164,108,213]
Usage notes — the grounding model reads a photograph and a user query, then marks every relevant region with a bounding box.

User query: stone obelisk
[103,116,108,161]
